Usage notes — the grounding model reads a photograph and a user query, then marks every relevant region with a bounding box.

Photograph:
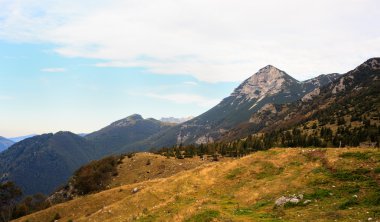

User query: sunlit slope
[15,148,380,222]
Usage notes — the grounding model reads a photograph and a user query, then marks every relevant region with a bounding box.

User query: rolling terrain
[14,148,380,222]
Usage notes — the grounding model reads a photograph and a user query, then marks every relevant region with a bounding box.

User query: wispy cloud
[1,0,379,82]
[183,81,198,86]
[146,93,219,108]
[41,68,66,73]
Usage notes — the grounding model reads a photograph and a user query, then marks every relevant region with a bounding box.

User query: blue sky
[0,0,379,137]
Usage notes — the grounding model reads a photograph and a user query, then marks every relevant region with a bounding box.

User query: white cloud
[1,0,379,82]
[183,81,198,86]
[146,93,219,108]
[41,67,66,72]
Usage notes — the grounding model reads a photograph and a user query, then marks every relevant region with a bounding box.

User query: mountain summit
[86,114,172,154]
[232,65,298,100]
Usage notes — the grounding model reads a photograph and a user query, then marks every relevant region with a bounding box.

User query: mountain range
[0,58,378,196]
[123,65,340,151]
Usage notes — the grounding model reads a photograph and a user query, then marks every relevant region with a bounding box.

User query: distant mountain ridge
[8,134,38,143]
[86,114,173,154]
[160,116,194,124]
[0,132,99,195]
[0,136,14,152]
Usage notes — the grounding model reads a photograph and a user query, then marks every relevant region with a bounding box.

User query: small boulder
[132,187,139,193]
[303,200,312,205]
[275,196,288,206]
[289,197,299,204]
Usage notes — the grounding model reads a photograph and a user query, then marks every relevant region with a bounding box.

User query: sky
[0,0,379,137]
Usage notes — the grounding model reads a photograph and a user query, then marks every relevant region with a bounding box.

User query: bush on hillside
[71,155,124,195]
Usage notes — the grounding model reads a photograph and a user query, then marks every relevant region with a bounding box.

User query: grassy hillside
[15,148,380,222]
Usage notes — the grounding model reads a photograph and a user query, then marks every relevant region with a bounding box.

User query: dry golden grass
[109,152,206,188]
[14,148,380,222]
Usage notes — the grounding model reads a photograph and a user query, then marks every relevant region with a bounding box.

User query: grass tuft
[338,199,359,210]
[185,210,220,222]
[226,167,244,180]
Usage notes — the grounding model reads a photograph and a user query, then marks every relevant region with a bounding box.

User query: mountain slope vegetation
[14,148,380,222]
[0,132,99,195]
[0,136,14,152]
[226,58,380,147]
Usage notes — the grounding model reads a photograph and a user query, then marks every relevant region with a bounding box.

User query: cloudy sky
[0,0,379,137]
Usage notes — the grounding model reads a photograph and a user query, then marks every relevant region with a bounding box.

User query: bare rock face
[302,88,320,102]
[232,65,292,100]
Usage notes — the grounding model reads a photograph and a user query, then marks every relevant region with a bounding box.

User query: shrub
[71,155,124,195]
[49,213,61,222]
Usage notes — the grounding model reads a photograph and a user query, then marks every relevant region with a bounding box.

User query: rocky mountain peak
[126,114,143,121]
[356,57,380,71]
[232,65,296,100]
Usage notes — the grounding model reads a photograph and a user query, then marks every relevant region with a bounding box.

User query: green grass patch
[339,152,371,160]
[311,167,328,174]
[185,210,220,222]
[336,184,360,194]
[338,198,359,210]
[226,167,244,180]
[256,162,284,179]
[234,208,253,216]
[304,188,331,200]
[308,177,331,186]
[363,189,380,206]
[374,167,380,174]
[331,170,369,181]
[136,214,158,222]
[252,200,270,209]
